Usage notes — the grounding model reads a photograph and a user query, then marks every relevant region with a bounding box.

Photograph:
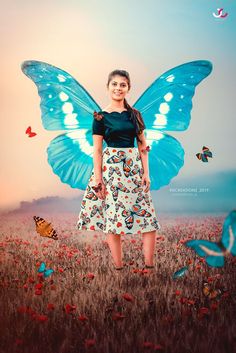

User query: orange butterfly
[202,281,221,299]
[33,216,58,240]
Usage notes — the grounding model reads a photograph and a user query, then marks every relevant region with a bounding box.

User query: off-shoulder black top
[92,110,140,147]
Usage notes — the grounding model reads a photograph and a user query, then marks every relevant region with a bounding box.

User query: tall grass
[0,213,235,353]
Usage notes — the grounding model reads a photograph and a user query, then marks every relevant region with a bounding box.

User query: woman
[77,69,161,270]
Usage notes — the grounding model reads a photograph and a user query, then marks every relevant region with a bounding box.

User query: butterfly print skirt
[76,147,161,235]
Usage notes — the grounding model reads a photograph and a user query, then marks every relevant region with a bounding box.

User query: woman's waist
[104,145,136,149]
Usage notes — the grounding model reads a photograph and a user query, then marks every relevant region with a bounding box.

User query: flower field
[0,212,235,353]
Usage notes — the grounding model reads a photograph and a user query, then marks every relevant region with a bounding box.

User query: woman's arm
[92,135,106,199]
[137,131,150,176]
[93,135,104,181]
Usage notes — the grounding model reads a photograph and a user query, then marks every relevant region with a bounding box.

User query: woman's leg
[106,232,123,268]
[142,230,157,266]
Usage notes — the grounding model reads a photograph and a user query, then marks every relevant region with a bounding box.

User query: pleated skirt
[76,146,161,235]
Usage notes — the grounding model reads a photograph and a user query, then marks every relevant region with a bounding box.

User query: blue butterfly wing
[185,239,224,267]
[221,209,236,256]
[201,154,209,162]
[133,60,212,131]
[21,60,102,189]
[134,131,184,190]
[133,60,213,190]
[172,266,188,279]
[21,60,100,130]
[47,130,106,189]
[38,262,46,273]
[44,269,54,278]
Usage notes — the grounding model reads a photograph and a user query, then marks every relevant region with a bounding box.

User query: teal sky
[0,0,235,211]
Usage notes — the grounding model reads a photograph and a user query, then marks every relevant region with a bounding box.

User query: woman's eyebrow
[112,80,127,84]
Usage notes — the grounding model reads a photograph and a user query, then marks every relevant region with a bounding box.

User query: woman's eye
[111,83,126,87]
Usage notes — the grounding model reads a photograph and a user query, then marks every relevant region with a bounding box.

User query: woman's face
[107,75,130,102]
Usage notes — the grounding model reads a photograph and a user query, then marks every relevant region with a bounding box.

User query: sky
[0,0,235,211]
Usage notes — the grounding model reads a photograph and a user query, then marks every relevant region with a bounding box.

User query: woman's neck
[105,100,126,111]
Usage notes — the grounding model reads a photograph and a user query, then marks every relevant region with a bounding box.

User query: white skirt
[76,146,161,235]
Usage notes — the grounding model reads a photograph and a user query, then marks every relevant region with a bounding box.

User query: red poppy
[112,312,126,321]
[35,289,42,295]
[84,339,96,348]
[154,343,164,350]
[65,304,76,314]
[36,315,48,322]
[179,297,188,304]
[199,307,210,315]
[187,299,195,305]
[175,290,182,296]
[142,341,154,348]
[86,273,95,280]
[47,303,55,310]
[221,291,230,299]
[132,268,140,273]
[35,283,43,289]
[27,308,37,316]
[28,277,35,283]
[122,293,134,302]
[78,314,88,322]
[17,306,28,314]
[37,273,44,280]
[210,302,219,310]
[15,339,24,345]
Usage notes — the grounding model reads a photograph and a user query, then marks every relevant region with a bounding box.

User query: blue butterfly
[172,266,189,279]
[21,60,212,190]
[184,210,236,268]
[37,262,54,278]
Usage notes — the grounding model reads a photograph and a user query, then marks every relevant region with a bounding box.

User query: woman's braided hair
[107,70,146,144]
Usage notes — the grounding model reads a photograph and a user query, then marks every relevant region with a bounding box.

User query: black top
[92,110,139,147]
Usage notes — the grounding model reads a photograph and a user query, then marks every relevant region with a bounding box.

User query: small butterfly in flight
[25,126,37,137]
[172,266,189,280]
[196,146,213,162]
[33,216,58,240]
[37,262,54,278]
[202,281,222,300]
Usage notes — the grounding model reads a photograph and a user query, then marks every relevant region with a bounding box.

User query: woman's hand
[92,178,106,200]
[141,173,151,192]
